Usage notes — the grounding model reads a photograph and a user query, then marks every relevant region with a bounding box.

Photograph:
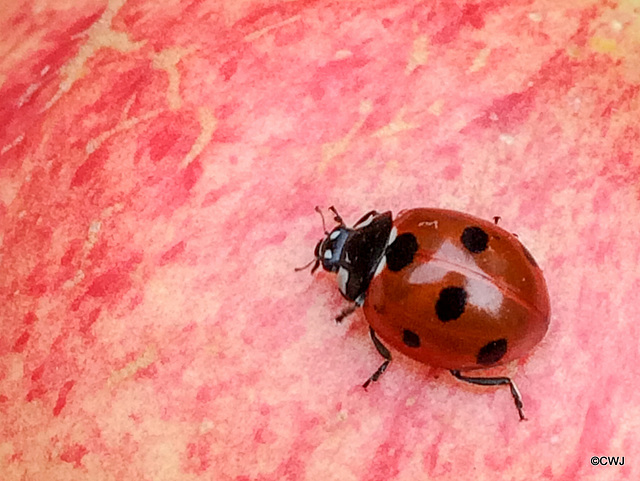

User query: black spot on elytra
[435,286,467,322]
[403,329,421,348]
[476,338,508,365]
[386,233,418,272]
[461,226,489,253]
[521,244,539,268]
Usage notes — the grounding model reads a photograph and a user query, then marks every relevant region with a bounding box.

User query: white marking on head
[373,256,386,277]
[354,213,375,228]
[372,226,397,277]
[337,267,349,295]
[372,226,397,278]
[324,249,333,260]
[387,226,398,245]
[330,230,340,240]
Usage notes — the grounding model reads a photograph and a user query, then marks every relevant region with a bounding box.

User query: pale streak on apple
[85,95,162,154]
[499,134,515,145]
[152,47,194,111]
[62,220,103,289]
[244,14,302,42]
[62,270,85,290]
[108,345,158,387]
[589,36,618,55]
[334,50,353,60]
[406,34,428,75]
[319,99,373,172]
[372,107,418,138]
[1,133,25,155]
[468,47,491,74]
[428,98,445,116]
[528,12,543,23]
[44,0,145,111]
[18,82,41,107]
[180,107,217,168]
[86,220,102,248]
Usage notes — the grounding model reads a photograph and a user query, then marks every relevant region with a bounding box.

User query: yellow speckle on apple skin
[406,35,429,74]
[589,36,618,54]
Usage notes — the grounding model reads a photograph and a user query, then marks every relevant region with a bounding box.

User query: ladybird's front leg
[362,327,392,389]
[335,304,357,323]
[450,370,526,421]
[334,294,365,323]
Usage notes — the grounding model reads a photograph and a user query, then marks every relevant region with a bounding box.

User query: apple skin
[1,1,639,480]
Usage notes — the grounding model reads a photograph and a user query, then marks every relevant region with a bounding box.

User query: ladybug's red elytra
[303,207,550,420]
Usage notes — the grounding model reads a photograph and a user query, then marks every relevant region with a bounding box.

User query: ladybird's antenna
[328,206,345,225]
[294,206,342,274]
[294,258,319,272]
[295,211,325,273]
[314,206,329,234]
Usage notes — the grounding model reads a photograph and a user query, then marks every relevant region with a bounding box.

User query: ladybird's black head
[296,209,348,275]
[316,227,350,273]
[294,206,349,274]
[299,207,394,302]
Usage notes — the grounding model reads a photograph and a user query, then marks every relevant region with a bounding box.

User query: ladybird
[300,206,550,420]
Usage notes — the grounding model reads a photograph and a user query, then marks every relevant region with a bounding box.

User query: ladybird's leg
[335,303,358,323]
[493,216,520,237]
[363,328,392,389]
[450,370,526,421]
[335,294,365,323]
[353,210,380,228]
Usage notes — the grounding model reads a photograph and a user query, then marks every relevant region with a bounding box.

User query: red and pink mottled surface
[1,1,639,480]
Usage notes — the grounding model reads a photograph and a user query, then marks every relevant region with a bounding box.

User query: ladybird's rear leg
[450,370,526,421]
[363,328,392,389]
[493,216,521,238]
